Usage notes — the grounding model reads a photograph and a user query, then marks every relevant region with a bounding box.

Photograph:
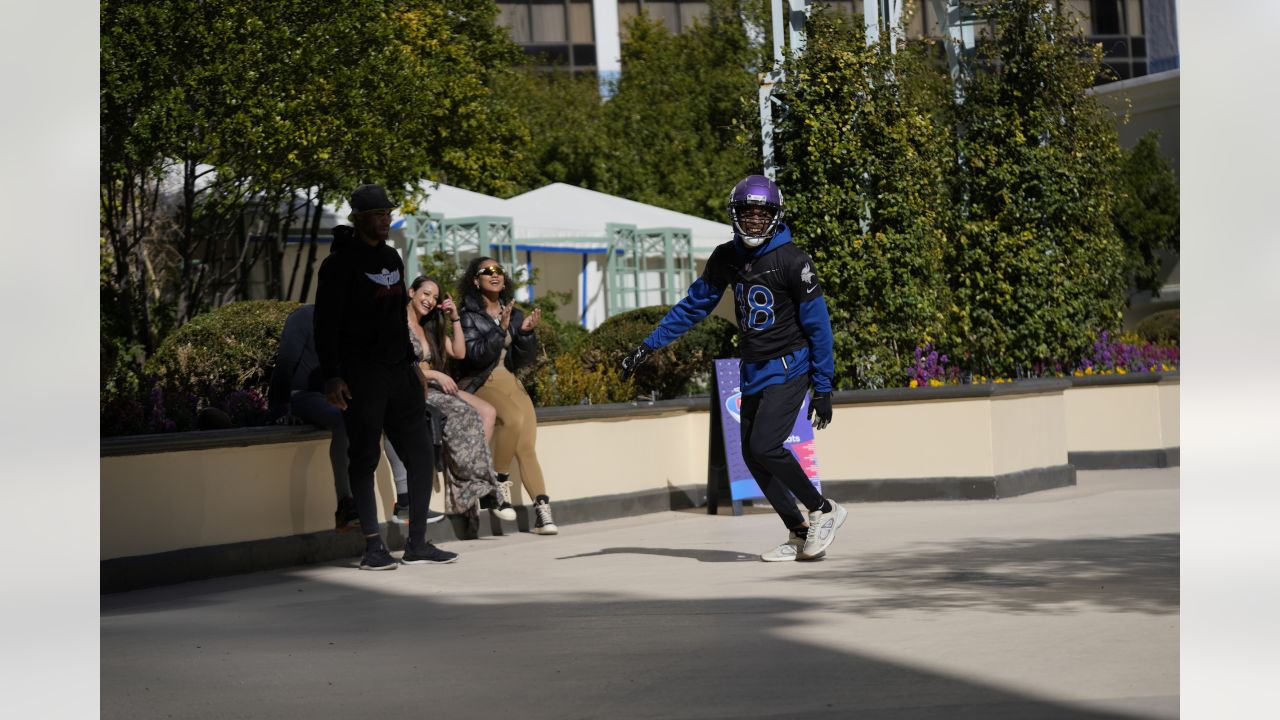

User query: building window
[531,0,567,43]
[496,1,599,75]
[1090,0,1123,35]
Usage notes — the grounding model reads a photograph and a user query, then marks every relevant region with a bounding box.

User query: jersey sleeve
[642,245,731,350]
[790,250,835,392]
[788,250,824,304]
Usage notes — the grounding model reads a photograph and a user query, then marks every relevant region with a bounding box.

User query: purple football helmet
[727,174,785,248]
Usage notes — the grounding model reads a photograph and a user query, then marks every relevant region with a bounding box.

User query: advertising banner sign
[713,358,821,504]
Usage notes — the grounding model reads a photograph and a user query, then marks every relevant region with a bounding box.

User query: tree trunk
[285,189,314,300]
[296,189,325,303]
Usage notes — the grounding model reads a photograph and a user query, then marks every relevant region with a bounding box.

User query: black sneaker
[334,497,360,533]
[359,540,398,571]
[401,538,458,565]
[532,496,558,535]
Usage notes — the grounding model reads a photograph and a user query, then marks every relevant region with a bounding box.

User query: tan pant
[475,365,546,498]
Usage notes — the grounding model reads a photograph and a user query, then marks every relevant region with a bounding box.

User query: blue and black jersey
[641,225,835,395]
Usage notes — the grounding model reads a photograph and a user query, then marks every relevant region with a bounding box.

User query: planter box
[101,375,1176,592]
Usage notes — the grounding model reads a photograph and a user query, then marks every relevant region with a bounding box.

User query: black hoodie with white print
[313,224,413,381]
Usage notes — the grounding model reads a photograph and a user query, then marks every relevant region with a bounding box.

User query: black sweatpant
[739,371,825,530]
[342,361,434,543]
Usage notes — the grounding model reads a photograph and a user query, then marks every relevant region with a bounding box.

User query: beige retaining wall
[101,375,1176,565]
[1064,375,1180,453]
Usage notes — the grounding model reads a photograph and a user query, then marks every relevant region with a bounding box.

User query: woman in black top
[453,257,558,535]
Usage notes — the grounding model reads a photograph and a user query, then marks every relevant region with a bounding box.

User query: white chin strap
[739,234,768,248]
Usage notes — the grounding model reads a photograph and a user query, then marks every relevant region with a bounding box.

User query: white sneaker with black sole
[761,534,824,562]
[492,480,517,521]
[799,501,847,559]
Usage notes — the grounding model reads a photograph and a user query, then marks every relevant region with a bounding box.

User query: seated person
[384,276,515,530]
[452,258,558,535]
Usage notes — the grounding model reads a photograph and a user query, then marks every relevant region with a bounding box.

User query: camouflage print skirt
[427,391,501,514]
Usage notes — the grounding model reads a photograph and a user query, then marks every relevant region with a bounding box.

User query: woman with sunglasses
[453,257,558,535]
[382,276,516,532]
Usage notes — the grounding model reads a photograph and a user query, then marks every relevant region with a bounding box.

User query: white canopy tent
[271,181,733,329]
[408,182,733,328]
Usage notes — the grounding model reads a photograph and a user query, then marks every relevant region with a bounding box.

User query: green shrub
[527,290,588,360]
[1135,310,1179,345]
[946,0,1128,376]
[146,300,301,401]
[775,10,953,389]
[580,306,738,399]
[531,354,634,406]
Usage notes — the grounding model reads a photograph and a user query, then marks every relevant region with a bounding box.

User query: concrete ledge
[102,526,370,594]
[1069,448,1180,469]
[101,374,1182,457]
[820,464,1077,503]
[1070,372,1178,388]
[831,378,1072,405]
[101,425,332,457]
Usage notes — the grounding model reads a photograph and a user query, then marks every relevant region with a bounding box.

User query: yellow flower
[928,378,943,387]
[909,379,919,388]
[1117,367,1127,374]
[1073,370,1084,377]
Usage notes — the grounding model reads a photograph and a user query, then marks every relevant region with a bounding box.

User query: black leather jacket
[452,294,538,393]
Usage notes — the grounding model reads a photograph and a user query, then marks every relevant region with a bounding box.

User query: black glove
[620,344,654,382]
[808,391,832,430]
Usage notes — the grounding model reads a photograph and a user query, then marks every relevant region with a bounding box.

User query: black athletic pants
[342,361,434,543]
[739,371,825,530]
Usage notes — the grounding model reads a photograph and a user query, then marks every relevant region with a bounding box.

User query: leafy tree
[946,0,1128,376]
[595,1,760,220]
[1113,131,1179,298]
[774,9,954,388]
[494,68,610,194]
[100,0,527,356]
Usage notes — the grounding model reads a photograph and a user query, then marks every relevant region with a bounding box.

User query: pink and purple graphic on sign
[713,359,822,502]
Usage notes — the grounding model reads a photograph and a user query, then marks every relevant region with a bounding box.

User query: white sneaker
[799,501,847,559]
[761,534,825,562]
[493,480,517,522]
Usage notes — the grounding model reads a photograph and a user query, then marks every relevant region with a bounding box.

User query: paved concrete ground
[101,468,1178,720]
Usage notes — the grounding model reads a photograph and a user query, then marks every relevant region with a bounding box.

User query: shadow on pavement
[794,533,1179,616]
[556,546,759,563]
[102,571,1168,720]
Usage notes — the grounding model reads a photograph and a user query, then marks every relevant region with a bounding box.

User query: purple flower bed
[1074,331,1179,375]
[907,344,961,387]
[101,378,263,437]
[905,331,1178,388]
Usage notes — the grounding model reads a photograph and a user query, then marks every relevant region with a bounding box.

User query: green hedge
[577,306,738,400]
[1135,310,1179,346]
[146,300,300,401]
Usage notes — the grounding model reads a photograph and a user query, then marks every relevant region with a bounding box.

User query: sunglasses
[477,265,505,277]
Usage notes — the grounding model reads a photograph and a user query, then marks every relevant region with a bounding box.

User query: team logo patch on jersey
[800,263,817,292]
[365,268,401,287]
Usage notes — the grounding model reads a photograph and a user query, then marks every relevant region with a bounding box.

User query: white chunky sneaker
[493,480,517,521]
[799,501,847,559]
[761,534,825,562]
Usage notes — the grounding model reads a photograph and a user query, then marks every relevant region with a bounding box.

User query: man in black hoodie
[314,184,457,569]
